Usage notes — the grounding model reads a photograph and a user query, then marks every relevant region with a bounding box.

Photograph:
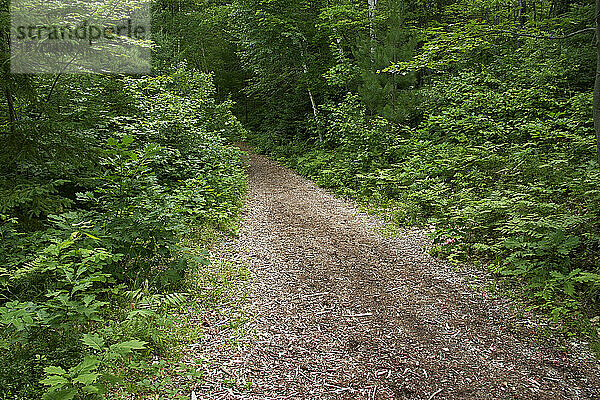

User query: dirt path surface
[191,150,600,399]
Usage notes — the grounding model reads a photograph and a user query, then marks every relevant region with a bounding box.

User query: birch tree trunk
[368,0,378,53]
[300,47,318,118]
[299,44,320,140]
[303,62,320,139]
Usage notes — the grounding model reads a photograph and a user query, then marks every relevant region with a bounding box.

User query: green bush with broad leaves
[0,65,246,399]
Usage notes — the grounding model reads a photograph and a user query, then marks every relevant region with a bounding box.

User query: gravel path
[190,150,600,400]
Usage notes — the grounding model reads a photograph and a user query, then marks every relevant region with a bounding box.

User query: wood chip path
[187,149,600,399]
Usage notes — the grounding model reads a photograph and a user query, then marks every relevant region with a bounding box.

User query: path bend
[192,150,600,400]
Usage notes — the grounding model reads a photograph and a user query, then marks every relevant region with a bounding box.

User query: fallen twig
[345,313,373,318]
[428,388,443,400]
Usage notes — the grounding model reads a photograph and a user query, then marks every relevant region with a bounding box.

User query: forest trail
[190,149,600,400]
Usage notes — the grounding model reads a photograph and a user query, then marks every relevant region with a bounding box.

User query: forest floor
[182,148,600,400]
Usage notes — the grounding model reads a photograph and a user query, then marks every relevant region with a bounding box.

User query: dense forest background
[2,0,600,398]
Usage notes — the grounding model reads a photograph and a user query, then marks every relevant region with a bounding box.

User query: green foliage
[0,64,246,398]
[41,335,148,400]
[0,233,116,336]
[4,0,600,395]
[41,355,102,400]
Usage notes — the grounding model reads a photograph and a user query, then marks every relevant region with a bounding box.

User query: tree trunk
[518,0,527,28]
[368,0,378,53]
[300,55,318,118]
[327,15,345,59]
[1,20,15,136]
[595,0,600,165]
[299,45,320,140]
[307,87,318,117]
[306,83,321,142]
[4,87,16,136]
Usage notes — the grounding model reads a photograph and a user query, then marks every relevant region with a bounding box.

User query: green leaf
[109,339,147,356]
[70,355,99,376]
[564,282,575,297]
[81,384,103,394]
[576,273,600,284]
[122,135,134,146]
[72,373,99,386]
[40,375,69,387]
[44,366,67,376]
[42,388,77,400]
[81,333,104,351]
[550,271,564,280]
[82,232,100,240]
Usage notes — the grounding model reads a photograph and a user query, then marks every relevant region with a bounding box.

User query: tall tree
[368,0,378,52]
